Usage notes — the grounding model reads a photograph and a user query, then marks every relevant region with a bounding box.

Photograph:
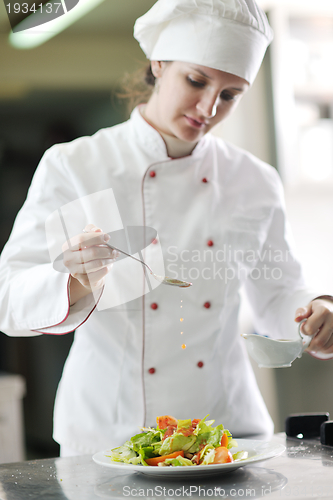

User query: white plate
[92,439,285,477]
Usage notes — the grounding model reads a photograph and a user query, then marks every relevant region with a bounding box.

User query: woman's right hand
[62,224,119,304]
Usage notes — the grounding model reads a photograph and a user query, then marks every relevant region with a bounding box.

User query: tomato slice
[145,450,184,466]
[212,446,233,464]
[156,415,178,429]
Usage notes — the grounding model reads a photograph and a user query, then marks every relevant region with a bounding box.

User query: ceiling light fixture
[9,0,106,49]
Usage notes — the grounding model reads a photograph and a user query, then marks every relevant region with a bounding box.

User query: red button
[152,238,158,245]
[202,178,208,183]
[150,171,156,178]
[197,361,204,368]
[207,240,214,247]
[151,303,158,310]
[148,367,156,374]
[204,302,211,309]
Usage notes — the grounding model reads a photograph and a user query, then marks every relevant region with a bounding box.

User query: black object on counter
[285,413,330,439]
[320,420,333,446]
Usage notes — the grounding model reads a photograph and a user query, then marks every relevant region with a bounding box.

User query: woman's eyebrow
[188,67,247,92]
[189,66,212,79]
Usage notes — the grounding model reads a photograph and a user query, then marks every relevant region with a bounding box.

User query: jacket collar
[130,106,211,162]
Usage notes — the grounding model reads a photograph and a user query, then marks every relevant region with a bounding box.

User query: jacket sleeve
[242,171,330,341]
[0,146,100,337]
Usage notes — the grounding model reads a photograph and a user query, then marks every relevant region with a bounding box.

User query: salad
[109,415,248,467]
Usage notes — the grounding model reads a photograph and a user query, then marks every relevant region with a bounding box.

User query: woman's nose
[197,94,219,118]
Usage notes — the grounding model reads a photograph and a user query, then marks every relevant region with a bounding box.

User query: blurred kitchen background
[0,0,333,462]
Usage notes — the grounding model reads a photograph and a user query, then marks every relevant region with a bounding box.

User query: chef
[0,0,333,457]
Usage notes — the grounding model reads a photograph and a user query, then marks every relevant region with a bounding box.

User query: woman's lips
[184,116,206,129]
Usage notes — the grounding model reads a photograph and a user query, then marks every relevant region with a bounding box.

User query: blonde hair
[117,63,155,115]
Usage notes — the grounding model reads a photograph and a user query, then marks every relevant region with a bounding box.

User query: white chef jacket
[0,107,319,454]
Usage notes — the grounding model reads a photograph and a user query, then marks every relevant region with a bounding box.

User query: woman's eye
[187,77,205,88]
[220,91,236,102]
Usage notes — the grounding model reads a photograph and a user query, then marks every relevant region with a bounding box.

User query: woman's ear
[150,61,164,79]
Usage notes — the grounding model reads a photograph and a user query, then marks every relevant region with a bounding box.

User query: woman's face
[145,61,249,143]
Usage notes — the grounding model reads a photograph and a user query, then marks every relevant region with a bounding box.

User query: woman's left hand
[295,298,333,354]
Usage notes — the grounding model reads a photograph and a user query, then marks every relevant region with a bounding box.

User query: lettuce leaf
[232,450,249,461]
[164,455,194,467]
[131,430,162,452]
[177,419,192,430]
[228,438,238,450]
[159,434,195,455]
[109,443,142,465]
[200,445,216,465]
[187,416,224,453]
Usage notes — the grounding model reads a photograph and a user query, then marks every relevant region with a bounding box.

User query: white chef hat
[134,0,273,85]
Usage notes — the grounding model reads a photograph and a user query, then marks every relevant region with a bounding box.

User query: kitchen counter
[0,434,332,499]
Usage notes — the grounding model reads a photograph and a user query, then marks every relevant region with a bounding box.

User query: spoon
[106,242,192,288]
[242,319,312,368]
